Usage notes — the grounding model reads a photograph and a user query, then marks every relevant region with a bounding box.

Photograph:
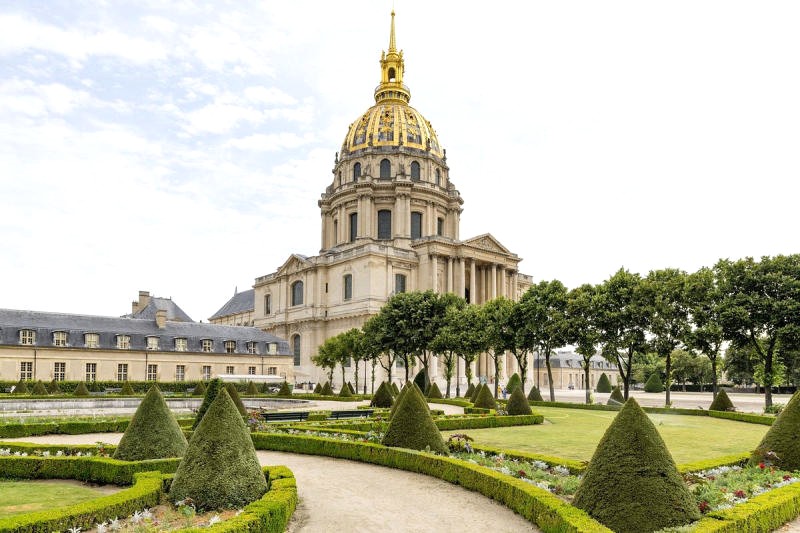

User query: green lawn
[452,406,768,464]
[0,479,112,517]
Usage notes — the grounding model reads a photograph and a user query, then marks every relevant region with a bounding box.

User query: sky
[1,1,798,321]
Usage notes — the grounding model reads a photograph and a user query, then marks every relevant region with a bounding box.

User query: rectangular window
[437,217,444,236]
[19,330,35,345]
[349,212,358,243]
[268,342,277,355]
[267,367,277,375]
[344,357,351,368]
[85,333,99,348]
[116,335,130,350]
[264,294,271,314]
[226,365,235,374]
[53,331,68,347]
[147,337,159,350]
[175,365,185,382]
[395,273,407,294]
[20,361,33,381]
[343,274,353,300]
[147,364,158,381]
[175,338,187,352]
[224,340,236,353]
[411,212,423,240]
[54,362,66,381]
[201,339,213,352]
[117,363,128,382]
[247,342,258,354]
[202,365,212,380]
[377,210,392,239]
[85,363,97,382]
[248,366,256,375]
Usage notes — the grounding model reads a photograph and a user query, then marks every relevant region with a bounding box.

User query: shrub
[226,382,248,418]
[643,373,664,393]
[607,386,625,405]
[278,381,292,397]
[506,386,532,415]
[527,385,544,402]
[73,381,90,396]
[413,368,431,395]
[391,382,400,395]
[120,381,135,395]
[47,379,61,394]
[192,381,206,396]
[573,398,700,532]
[370,381,394,408]
[193,378,224,430]
[246,381,259,395]
[313,382,322,394]
[389,383,411,419]
[595,373,612,393]
[169,388,267,510]
[320,381,334,395]
[347,381,356,394]
[709,389,735,412]
[13,380,29,394]
[338,381,353,397]
[473,384,498,410]
[464,382,475,399]
[31,380,49,395]
[506,373,522,395]
[382,380,447,453]
[751,391,800,471]
[427,381,443,399]
[114,385,188,461]
[470,383,483,403]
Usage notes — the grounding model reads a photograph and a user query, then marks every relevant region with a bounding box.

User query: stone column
[387,261,394,295]
[470,260,477,304]
[447,257,454,293]
[458,258,466,299]
[490,264,497,300]
[511,271,518,300]
[431,254,438,293]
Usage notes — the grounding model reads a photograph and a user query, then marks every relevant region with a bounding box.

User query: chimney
[155,308,167,329]
[132,290,151,314]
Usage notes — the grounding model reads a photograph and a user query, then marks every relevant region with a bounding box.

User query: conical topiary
[751,391,800,470]
[506,386,532,415]
[192,381,206,396]
[47,379,61,394]
[607,386,625,405]
[370,381,394,408]
[338,381,353,397]
[644,373,664,393]
[193,378,224,430]
[709,389,735,412]
[382,381,447,454]
[413,368,431,395]
[169,388,267,510]
[391,382,400,395]
[573,398,700,532]
[527,385,544,402]
[114,385,188,461]
[319,381,332,395]
[464,382,475,399]
[246,381,259,395]
[473,384,497,410]
[506,373,522,395]
[13,380,29,394]
[120,381,135,395]
[427,381,443,399]
[277,381,292,397]
[313,382,322,394]
[470,383,483,403]
[73,381,90,397]
[347,381,356,394]
[596,372,612,393]
[225,383,248,418]
[31,380,48,395]
[389,383,412,419]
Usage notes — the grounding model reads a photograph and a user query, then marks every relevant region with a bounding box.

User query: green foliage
[464,382,475,399]
[73,381,90,396]
[119,381,135,395]
[225,382,248,418]
[595,373,612,393]
[13,380,29,394]
[47,379,61,394]
[320,381,333,395]
[246,381,259,395]
[505,373,521,395]
[527,385,544,402]
[709,389,735,412]
[31,380,48,395]
[114,385,188,461]
[643,373,664,393]
[347,381,356,394]
[427,381,443,399]
[473,383,497,410]
[413,368,431,394]
[573,398,700,532]
[338,381,353,397]
[506,386,532,415]
[389,383,411,419]
[751,391,800,470]
[192,381,206,396]
[370,381,394,408]
[278,381,292,397]
[313,382,322,394]
[607,386,625,405]
[470,382,483,403]
[193,378,223,430]
[391,382,400,395]
[170,388,267,510]
[382,380,447,453]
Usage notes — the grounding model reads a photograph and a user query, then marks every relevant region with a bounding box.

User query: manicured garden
[0,479,118,517]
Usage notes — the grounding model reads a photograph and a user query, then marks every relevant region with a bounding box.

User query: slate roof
[209,289,255,320]
[124,297,194,322]
[0,308,290,356]
[533,351,617,370]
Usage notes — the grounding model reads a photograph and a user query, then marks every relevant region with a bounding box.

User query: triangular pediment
[462,233,512,255]
[276,254,313,276]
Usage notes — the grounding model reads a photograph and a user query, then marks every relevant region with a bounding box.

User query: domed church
[210,12,533,387]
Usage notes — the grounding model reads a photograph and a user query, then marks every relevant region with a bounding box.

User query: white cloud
[224,132,314,152]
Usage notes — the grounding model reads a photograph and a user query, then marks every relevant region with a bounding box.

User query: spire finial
[389,10,397,52]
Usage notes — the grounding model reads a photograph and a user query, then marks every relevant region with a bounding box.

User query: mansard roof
[124,297,194,322]
[209,289,255,320]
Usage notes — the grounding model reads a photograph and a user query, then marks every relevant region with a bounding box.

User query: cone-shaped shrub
[751,391,800,470]
[595,372,612,393]
[193,378,223,430]
[506,373,522,395]
[47,379,61,394]
[473,384,497,410]
[114,385,188,461]
[120,381,135,396]
[506,386,532,415]
[338,381,353,397]
[277,381,292,397]
[413,368,431,395]
[709,389,735,412]
[246,381,259,395]
[643,373,664,393]
[73,381,90,397]
[192,381,206,396]
[13,380,29,394]
[347,381,355,394]
[31,380,48,395]
[427,381,443,399]
[573,398,700,532]
[320,381,333,395]
[464,382,475,399]
[470,383,483,403]
[225,383,248,418]
[382,382,447,453]
[313,382,322,394]
[389,383,412,419]
[169,388,267,510]
[527,385,544,402]
[371,381,394,408]
[391,382,400,395]
[607,386,625,405]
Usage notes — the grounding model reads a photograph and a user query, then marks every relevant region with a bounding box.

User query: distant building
[532,350,619,391]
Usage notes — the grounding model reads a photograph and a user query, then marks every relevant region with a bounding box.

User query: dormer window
[174,338,187,351]
[201,339,213,352]
[85,333,99,348]
[224,340,236,354]
[53,331,68,347]
[247,342,259,354]
[116,335,131,350]
[19,329,35,345]
[146,336,159,350]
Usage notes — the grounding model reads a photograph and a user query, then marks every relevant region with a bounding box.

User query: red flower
[698,501,710,513]
[517,470,527,478]
[734,490,746,499]
[759,462,766,469]
[784,475,792,481]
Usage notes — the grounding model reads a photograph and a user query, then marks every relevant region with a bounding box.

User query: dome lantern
[375,11,410,105]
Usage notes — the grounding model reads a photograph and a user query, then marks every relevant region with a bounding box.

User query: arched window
[291,281,304,306]
[353,162,361,181]
[411,211,423,240]
[410,161,420,181]
[343,274,353,300]
[377,210,392,239]
[435,169,441,186]
[380,159,391,179]
[349,212,357,242]
[388,67,396,82]
[395,273,407,294]
[292,335,301,366]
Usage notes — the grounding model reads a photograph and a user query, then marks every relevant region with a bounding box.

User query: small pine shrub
[473,384,497,410]
[751,391,800,471]
[13,380,29,394]
[225,383,248,418]
[31,380,48,395]
[391,382,400,395]
[114,385,188,461]
[389,383,411,419]
[338,382,353,397]
[246,381,259,395]
[382,381,447,453]
[505,373,522,395]
[47,379,61,394]
[595,372,612,393]
[708,389,735,412]
[313,382,322,394]
[413,368,431,395]
[464,382,475,399]
[371,381,394,408]
[470,383,483,403]
[120,381,135,396]
[192,381,206,396]
[193,378,224,430]
[643,373,664,393]
[608,386,625,405]
[506,386,532,415]
[347,381,355,394]
[320,381,333,395]
[427,382,443,399]
[527,385,544,402]
[277,381,292,397]
[73,381,90,397]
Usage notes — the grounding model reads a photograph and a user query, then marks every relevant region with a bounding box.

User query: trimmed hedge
[427,398,472,408]
[709,389,735,412]
[644,373,664,393]
[708,410,774,426]
[0,455,179,485]
[0,419,130,439]
[595,373,612,393]
[692,481,800,532]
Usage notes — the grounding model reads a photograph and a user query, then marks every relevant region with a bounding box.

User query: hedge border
[0,417,195,439]
[693,479,800,532]
[0,455,180,485]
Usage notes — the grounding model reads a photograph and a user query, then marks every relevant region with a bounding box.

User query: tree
[717,255,800,408]
[449,304,487,397]
[114,385,188,461]
[685,266,726,396]
[337,328,365,393]
[429,300,471,398]
[566,283,602,403]
[670,349,695,391]
[312,336,339,384]
[482,297,516,398]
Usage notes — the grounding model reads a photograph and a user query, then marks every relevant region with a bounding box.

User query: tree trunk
[370,359,377,394]
[764,351,774,408]
[546,355,555,402]
[404,356,410,383]
[585,365,591,404]
[354,361,360,393]
[712,357,718,397]
[665,351,672,407]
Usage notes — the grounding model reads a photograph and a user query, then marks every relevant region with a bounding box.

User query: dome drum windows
[349,212,358,243]
[410,161,420,181]
[379,158,391,179]
[343,274,353,301]
[353,162,361,181]
[411,211,423,240]
[377,210,392,240]
[292,335,301,366]
[291,280,304,306]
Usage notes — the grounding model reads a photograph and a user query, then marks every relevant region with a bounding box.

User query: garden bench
[329,409,373,419]
[260,411,310,422]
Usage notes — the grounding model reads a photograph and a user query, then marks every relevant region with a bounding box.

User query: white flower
[130,510,142,524]
[0,448,9,456]
[208,514,221,526]
[56,450,64,456]
[96,522,107,533]
[68,527,82,533]
[42,450,50,457]
[141,508,153,520]
[108,517,121,531]
[553,465,571,476]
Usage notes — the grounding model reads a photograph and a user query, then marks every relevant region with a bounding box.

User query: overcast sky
[1,1,798,321]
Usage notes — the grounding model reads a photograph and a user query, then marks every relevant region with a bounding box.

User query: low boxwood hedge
[707,410,775,425]
[0,442,116,456]
[0,455,180,485]
[0,419,130,439]
[427,398,473,408]
[693,480,800,532]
